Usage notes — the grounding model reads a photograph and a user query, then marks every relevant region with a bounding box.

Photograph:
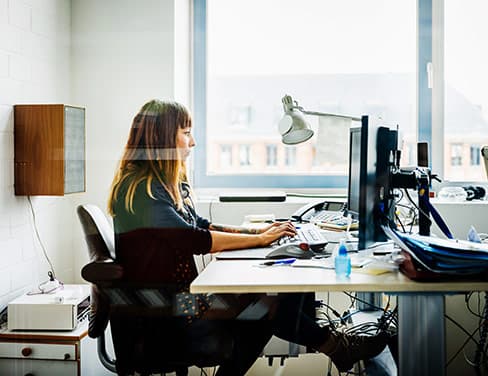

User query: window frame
[192,0,434,188]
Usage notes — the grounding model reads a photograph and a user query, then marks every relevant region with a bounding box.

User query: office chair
[77,204,234,376]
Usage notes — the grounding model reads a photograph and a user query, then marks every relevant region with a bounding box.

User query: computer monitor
[349,116,398,250]
[346,126,361,219]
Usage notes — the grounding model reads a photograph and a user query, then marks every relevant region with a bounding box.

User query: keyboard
[277,223,328,251]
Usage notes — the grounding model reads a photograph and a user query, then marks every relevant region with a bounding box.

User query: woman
[108,99,387,374]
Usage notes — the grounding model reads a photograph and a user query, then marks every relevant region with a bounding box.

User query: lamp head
[278,95,314,145]
[482,146,488,179]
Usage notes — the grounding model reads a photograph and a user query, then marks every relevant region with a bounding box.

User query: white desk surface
[190,259,488,294]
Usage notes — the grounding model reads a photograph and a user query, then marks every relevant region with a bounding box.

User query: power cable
[27,196,56,278]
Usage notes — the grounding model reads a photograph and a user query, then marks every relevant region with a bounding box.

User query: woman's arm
[209,221,285,234]
[209,223,261,234]
[209,222,296,253]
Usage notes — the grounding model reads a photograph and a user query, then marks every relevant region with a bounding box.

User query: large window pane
[444,0,488,181]
[202,0,416,186]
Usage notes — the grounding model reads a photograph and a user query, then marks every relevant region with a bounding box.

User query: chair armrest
[82,259,124,284]
[82,259,123,339]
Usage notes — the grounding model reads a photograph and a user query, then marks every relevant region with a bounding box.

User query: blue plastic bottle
[335,240,351,278]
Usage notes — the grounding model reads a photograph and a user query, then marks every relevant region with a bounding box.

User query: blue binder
[383,226,488,276]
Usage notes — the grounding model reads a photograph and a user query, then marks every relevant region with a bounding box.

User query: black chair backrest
[78,204,121,339]
[77,204,233,376]
[77,204,115,261]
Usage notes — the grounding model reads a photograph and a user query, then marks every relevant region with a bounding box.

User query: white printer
[8,284,90,331]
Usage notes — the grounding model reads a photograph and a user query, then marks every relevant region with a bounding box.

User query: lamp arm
[288,105,362,122]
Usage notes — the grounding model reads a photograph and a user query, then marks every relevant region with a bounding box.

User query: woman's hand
[257,221,284,233]
[209,221,297,253]
[258,221,297,246]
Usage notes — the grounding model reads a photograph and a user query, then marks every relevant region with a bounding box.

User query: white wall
[71,0,177,208]
[0,0,73,308]
[70,0,190,281]
[0,0,191,305]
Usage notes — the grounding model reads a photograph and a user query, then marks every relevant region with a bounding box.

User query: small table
[190,259,488,376]
[0,319,110,376]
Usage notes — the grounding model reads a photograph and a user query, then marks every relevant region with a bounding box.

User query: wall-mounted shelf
[14,104,86,195]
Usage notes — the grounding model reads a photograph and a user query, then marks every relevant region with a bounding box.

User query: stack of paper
[383,226,488,275]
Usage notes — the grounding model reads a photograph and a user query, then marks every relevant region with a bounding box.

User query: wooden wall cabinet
[14,104,86,195]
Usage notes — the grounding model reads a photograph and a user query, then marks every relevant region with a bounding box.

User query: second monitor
[347,116,398,250]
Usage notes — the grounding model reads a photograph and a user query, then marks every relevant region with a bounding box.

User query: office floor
[247,354,333,375]
[185,354,332,376]
[185,350,396,376]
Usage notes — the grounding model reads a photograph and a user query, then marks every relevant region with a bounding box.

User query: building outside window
[470,145,481,166]
[444,0,488,180]
[220,144,233,168]
[194,0,416,188]
[197,1,488,187]
[266,144,277,166]
[405,143,415,166]
[229,104,252,126]
[285,147,297,167]
[239,145,251,166]
[450,143,463,166]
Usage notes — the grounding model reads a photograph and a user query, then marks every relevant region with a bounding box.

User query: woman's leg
[215,319,273,376]
[269,293,329,348]
[200,293,273,376]
[268,293,388,372]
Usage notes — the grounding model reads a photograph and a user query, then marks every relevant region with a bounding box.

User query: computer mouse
[267,243,314,259]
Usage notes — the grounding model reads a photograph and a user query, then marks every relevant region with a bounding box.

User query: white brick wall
[0,0,72,309]
[0,0,183,310]
[8,0,31,30]
[0,51,8,77]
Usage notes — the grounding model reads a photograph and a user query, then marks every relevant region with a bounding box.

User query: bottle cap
[338,239,348,256]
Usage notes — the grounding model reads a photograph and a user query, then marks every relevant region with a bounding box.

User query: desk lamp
[481,146,488,179]
[278,94,361,145]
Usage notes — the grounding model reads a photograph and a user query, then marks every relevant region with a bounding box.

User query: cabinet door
[64,106,85,194]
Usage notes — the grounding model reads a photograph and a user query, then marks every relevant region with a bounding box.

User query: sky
[208,0,487,119]
[208,0,416,75]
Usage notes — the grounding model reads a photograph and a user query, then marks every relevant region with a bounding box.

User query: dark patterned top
[112,178,213,321]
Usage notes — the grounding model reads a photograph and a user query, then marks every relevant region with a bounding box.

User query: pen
[259,258,296,267]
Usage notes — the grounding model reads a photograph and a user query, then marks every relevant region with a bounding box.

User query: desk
[190,260,488,376]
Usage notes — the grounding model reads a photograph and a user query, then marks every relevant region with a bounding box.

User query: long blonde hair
[108,99,192,216]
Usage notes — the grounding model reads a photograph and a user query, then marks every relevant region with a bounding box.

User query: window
[443,0,488,181]
[404,143,415,166]
[239,145,251,166]
[229,104,252,127]
[193,0,416,188]
[220,144,233,168]
[470,145,481,166]
[266,145,277,167]
[450,144,463,166]
[285,147,296,167]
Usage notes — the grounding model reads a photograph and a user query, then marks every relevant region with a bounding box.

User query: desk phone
[291,200,346,223]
